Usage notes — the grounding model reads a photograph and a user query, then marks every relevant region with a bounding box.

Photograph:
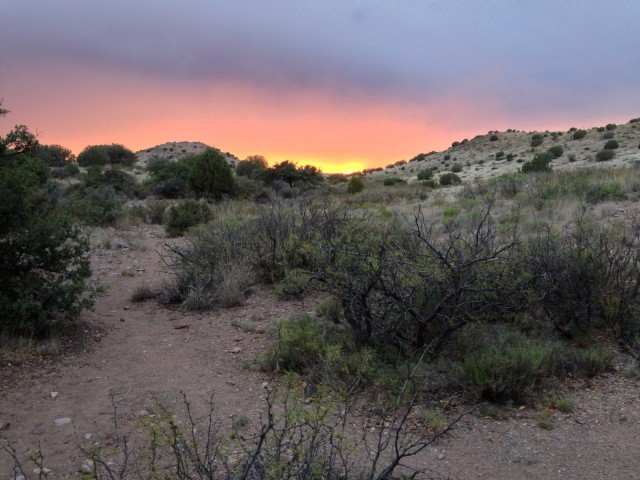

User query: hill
[135,141,239,168]
[371,119,640,183]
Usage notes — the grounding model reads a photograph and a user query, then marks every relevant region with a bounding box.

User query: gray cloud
[2,0,639,120]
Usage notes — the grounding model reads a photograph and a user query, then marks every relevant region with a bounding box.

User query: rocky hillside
[135,141,239,168]
[373,118,640,183]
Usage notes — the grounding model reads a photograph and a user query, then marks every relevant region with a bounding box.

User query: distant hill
[135,141,239,168]
[371,118,640,184]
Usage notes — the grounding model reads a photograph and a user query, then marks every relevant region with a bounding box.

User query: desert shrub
[163,199,212,237]
[453,325,558,403]
[347,175,364,194]
[64,184,126,226]
[605,123,617,131]
[547,145,564,158]
[567,153,577,162]
[77,144,135,166]
[530,133,544,147]
[495,151,505,159]
[236,155,268,179]
[578,347,612,378]
[443,154,451,161]
[0,154,95,335]
[490,134,499,141]
[383,177,406,186]
[602,131,616,140]
[572,129,588,140]
[439,173,462,185]
[144,199,169,224]
[604,139,619,150]
[596,149,616,161]
[417,168,434,181]
[451,163,463,173]
[189,148,235,200]
[32,144,74,167]
[422,179,438,188]
[328,173,348,183]
[451,141,461,148]
[233,176,272,202]
[521,152,552,173]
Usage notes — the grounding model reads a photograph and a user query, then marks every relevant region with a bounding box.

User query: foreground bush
[189,148,236,200]
[163,199,212,237]
[0,152,95,335]
[521,152,552,173]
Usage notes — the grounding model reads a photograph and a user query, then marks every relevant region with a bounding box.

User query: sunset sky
[1,1,639,173]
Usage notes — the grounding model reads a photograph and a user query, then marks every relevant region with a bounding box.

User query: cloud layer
[2,1,639,170]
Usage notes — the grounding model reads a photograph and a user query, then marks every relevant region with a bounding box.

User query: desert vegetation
[2,106,640,477]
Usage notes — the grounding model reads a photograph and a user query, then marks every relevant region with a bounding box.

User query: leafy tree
[77,143,135,166]
[236,155,268,179]
[0,113,95,335]
[547,145,564,158]
[521,152,553,173]
[189,148,235,200]
[439,172,462,186]
[347,175,364,194]
[32,144,75,167]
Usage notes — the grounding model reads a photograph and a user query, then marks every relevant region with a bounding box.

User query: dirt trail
[1,226,639,479]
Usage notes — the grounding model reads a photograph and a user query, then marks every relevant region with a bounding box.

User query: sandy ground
[1,223,640,479]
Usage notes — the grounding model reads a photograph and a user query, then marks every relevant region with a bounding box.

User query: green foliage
[596,149,616,161]
[236,155,268,179]
[451,163,463,173]
[268,160,323,189]
[547,145,564,158]
[0,153,95,335]
[31,144,75,167]
[189,148,235,200]
[453,325,558,402]
[490,134,499,141]
[417,168,434,181]
[605,123,617,131]
[346,175,364,194]
[572,129,588,140]
[163,199,212,237]
[555,398,575,413]
[521,152,552,173]
[77,144,135,166]
[383,177,406,186]
[145,156,195,198]
[531,133,544,147]
[602,130,616,140]
[604,139,619,150]
[439,172,462,185]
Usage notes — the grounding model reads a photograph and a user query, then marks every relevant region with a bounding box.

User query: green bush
[572,129,588,140]
[145,156,195,198]
[383,177,406,186]
[604,139,619,150]
[605,123,617,131]
[347,175,364,194]
[77,144,135,166]
[0,154,95,335]
[417,168,434,181]
[189,148,235,200]
[596,149,616,161]
[236,155,268,179]
[439,173,462,186]
[521,152,552,173]
[531,133,544,147]
[602,131,616,140]
[547,145,564,158]
[495,151,505,159]
[453,326,557,402]
[32,144,75,167]
[490,134,499,141]
[164,199,212,237]
[451,163,463,173]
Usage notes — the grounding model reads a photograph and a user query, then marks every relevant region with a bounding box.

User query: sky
[1,1,639,173]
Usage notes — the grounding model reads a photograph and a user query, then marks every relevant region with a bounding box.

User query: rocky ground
[1,224,639,479]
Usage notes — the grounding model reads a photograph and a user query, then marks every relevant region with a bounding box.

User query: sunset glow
[1,2,639,172]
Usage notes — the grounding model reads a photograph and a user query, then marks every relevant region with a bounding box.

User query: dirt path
[1,225,639,479]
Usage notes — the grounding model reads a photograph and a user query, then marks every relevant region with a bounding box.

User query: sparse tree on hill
[189,147,235,200]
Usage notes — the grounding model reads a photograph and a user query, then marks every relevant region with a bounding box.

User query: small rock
[13,475,25,480]
[33,467,52,475]
[0,419,10,430]
[50,391,58,400]
[135,409,149,417]
[84,433,92,440]
[437,453,445,460]
[80,459,94,473]
[123,306,131,311]
[120,317,126,322]
[30,425,45,435]
[226,380,236,386]
[229,347,242,354]
[54,417,72,427]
